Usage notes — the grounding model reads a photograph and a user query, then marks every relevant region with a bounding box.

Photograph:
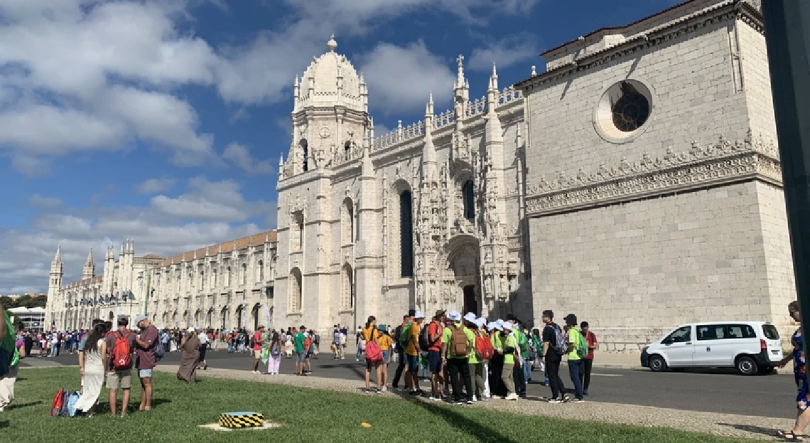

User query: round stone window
[594,79,654,143]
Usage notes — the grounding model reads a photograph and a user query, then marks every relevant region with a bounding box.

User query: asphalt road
[24,349,796,419]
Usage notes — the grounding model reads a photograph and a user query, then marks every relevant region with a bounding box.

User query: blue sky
[0,0,681,293]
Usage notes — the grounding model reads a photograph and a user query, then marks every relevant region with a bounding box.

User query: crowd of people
[350,308,598,404]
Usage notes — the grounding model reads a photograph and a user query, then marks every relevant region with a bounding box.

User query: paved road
[25,349,796,419]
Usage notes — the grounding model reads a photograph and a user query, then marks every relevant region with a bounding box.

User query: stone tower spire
[82,248,95,280]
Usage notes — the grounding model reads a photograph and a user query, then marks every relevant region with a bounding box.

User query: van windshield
[762,324,780,340]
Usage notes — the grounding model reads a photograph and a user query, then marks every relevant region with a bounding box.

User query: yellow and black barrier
[218,411,265,428]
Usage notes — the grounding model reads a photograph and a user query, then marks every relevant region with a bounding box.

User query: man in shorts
[405,311,425,395]
[294,326,307,376]
[251,325,265,374]
[105,316,136,417]
[134,315,159,412]
[427,310,446,400]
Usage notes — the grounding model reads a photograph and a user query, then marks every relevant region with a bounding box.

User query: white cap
[448,310,462,321]
[414,311,426,319]
[187,327,195,334]
[502,322,513,331]
[476,317,487,328]
[486,322,497,331]
[463,312,477,323]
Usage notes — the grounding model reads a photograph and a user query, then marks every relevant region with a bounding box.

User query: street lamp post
[762,2,810,321]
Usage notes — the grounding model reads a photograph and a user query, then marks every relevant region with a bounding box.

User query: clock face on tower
[319,127,331,139]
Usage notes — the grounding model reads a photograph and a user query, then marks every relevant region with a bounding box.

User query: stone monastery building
[47,0,793,350]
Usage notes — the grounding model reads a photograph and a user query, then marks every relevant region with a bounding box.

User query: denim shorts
[382,350,390,364]
[406,354,419,373]
[428,350,443,373]
[138,369,153,378]
[296,351,306,363]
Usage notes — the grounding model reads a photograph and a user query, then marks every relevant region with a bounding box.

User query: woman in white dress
[74,323,108,416]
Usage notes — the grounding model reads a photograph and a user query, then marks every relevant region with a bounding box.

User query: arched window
[257,260,264,283]
[463,180,475,221]
[400,190,414,277]
[300,139,309,172]
[225,266,231,286]
[289,268,303,313]
[291,211,304,251]
[341,264,353,310]
[212,268,217,287]
[200,271,205,290]
[241,263,247,285]
[341,198,354,245]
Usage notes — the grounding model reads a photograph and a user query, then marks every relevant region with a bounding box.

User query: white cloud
[357,41,455,114]
[136,178,177,194]
[0,175,276,293]
[468,33,539,72]
[28,195,64,208]
[150,176,274,222]
[223,143,276,176]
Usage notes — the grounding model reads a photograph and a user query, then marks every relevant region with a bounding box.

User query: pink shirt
[253,332,263,351]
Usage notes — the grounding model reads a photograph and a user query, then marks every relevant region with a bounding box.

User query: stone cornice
[525,132,780,217]
[516,1,763,92]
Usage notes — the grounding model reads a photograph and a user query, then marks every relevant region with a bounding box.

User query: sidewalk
[153,364,789,441]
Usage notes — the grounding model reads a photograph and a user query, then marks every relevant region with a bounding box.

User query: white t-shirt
[198,333,209,345]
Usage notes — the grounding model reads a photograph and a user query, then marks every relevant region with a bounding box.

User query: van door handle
[685,342,692,345]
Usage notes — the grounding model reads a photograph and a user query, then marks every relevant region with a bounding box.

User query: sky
[0,0,684,294]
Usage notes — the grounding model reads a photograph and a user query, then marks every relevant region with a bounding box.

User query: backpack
[58,390,71,417]
[575,330,589,359]
[111,331,132,371]
[399,322,412,350]
[550,324,568,355]
[66,391,81,417]
[418,323,430,350]
[449,324,470,357]
[364,329,382,364]
[475,331,495,360]
[51,388,65,417]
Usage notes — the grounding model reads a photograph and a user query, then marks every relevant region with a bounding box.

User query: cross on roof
[457,54,464,66]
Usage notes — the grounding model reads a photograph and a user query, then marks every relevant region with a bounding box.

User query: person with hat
[392,310,415,389]
[499,322,519,400]
[506,314,527,398]
[563,314,585,402]
[464,313,486,402]
[177,327,201,383]
[134,314,159,411]
[377,324,393,388]
[440,310,476,405]
[489,320,507,398]
[427,309,447,400]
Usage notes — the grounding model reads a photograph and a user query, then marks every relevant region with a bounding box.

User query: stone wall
[529,181,779,351]
[524,12,751,182]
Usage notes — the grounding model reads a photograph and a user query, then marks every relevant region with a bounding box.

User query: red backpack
[475,331,495,360]
[51,388,65,417]
[111,331,132,371]
[364,328,383,364]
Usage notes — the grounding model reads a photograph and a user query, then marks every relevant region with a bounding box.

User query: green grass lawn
[2,367,763,443]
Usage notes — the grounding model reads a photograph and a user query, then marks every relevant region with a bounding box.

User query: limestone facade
[44,241,163,330]
[517,0,792,349]
[45,232,278,331]
[276,36,529,336]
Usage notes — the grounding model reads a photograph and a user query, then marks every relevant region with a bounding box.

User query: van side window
[726,324,756,339]
[668,326,691,343]
[697,325,725,341]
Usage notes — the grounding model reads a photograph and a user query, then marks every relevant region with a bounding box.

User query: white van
[640,321,783,375]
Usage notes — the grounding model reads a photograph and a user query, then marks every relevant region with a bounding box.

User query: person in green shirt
[440,310,476,405]
[563,314,585,401]
[506,315,527,398]
[0,309,25,411]
[531,328,550,386]
[500,322,519,400]
[294,326,308,376]
[464,314,486,402]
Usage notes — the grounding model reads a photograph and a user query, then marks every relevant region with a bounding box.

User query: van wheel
[649,355,667,372]
[736,356,758,375]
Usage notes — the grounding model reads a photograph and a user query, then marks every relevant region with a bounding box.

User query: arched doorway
[108,311,114,322]
[251,303,261,331]
[206,308,214,329]
[444,236,481,316]
[220,307,229,330]
[235,305,245,329]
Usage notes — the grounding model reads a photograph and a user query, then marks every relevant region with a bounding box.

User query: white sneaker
[472,396,478,402]
[505,393,519,401]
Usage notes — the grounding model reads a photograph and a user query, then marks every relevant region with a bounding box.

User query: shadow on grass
[388,391,522,443]
[7,401,42,410]
[716,423,781,438]
[0,421,7,428]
